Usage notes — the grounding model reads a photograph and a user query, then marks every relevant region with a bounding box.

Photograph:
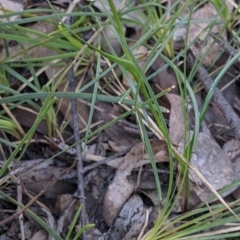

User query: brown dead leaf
[103,142,144,226]
[167,93,184,145]
[108,140,125,152]
[102,139,167,226]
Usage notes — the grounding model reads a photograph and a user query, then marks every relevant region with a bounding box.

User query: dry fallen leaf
[178,131,235,201]
[103,142,145,226]
[103,139,168,226]
[167,93,184,145]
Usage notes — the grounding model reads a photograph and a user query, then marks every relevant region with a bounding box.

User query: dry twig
[66,15,87,239]
[83,146,132,173]
[187,50,240,139]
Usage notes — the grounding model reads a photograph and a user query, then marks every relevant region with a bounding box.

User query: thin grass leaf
[65,204,83,240]
[0,137,17,148]
[72,224,95,240]
[211,0,231,29]
[0,91,169,111]
[0,96,56,177]
[0,11,107,27]
[0,118,21,139]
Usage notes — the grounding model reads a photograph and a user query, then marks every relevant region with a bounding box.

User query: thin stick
[66,16,87,238]
[83,147,132,173]
[187,50,240,139]
[17,179,25,240]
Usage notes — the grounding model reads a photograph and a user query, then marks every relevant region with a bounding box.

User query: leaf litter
[0,0,240,239]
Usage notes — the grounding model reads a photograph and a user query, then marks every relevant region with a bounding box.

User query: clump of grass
[0,0,240,239]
